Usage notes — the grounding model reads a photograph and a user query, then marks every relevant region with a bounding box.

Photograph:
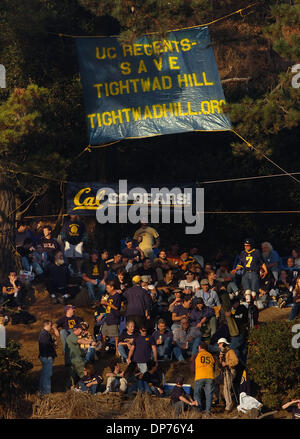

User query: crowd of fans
[1,214,300,417]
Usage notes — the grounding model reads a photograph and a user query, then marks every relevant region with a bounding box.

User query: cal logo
[73,187,106,211]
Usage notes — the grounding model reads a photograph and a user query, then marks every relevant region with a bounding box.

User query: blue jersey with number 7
[237,249,263,272]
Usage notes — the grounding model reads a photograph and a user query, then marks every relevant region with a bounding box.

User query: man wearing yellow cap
[123,275,151,329]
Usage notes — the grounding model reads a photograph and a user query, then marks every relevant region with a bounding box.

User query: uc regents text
[86,38,226,128]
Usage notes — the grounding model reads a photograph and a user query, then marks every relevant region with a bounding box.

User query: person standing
[65,324,86,388]
[100,280,122,354]
[38,320,57,395]
[215,338,239,412]
[61,214,88,275]
[123,275,151,329]
[231,238,268,304]
[193,341,215,417]
[52,305,83,365]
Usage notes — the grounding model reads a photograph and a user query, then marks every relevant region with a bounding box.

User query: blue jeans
[39,357,53,394]
[78,380,98,394]
[194,378,214,412]
[84,346,96,363]
[241,271,260,292]
[118,344,129,361]
[289,303,300,321]
[21,257,43,275]
[157,337,173,359]
[173,336,202,361]
[86,281,106,302]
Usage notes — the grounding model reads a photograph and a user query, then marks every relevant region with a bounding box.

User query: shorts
[64,241,83,258]
[101,323,119,338]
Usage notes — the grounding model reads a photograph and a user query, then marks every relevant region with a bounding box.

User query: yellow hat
[132,275,141,284]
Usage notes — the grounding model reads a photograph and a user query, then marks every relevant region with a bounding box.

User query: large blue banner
[76,26,231,144]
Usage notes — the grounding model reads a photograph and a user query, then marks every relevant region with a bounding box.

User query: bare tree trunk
[0,174,16,283]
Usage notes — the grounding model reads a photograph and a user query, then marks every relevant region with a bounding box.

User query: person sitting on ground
[39,225,60,263]
[275,270,293,308]
[81,250,108,306]
[78,321,98,363]
[168,289,183,313]
[195,279,221,308]
[18,238,43,277]
[282,399,300,419]
[136,257,158,284]
[106,252,125,279]
[179,270,200,295]
[291,249,300,268]
[156,269,177,305]
[283,256,300,288]
[115,268,132,293]
[216,261,239,299]
[1,271,26,309]
[190,297,217,339]
[171,296,192,331]
[166,242,181,269]
[121,237,144,261]
[44,250,78,304]
[104,361,127,394]
[288,276,300,321]
[172,317,202,363]
[76,363,103,394]
[138,360,164,396]
[170,375,198,416]
[152,318,173,361]
[178,249,195,272]
[189,247,204,268]
[153,249,171,281]
[261,241,280,282]
[117,319,137,363]
[256,267,276,309]
[133,220,160,261]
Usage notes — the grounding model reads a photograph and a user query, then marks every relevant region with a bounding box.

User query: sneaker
[50,294,58,304]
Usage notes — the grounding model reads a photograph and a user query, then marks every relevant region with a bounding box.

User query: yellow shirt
[194,350,215,381]
[133,226,159,250]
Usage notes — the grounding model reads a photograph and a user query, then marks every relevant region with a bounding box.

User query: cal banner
[76,26,232,144]
[67,181,197,218]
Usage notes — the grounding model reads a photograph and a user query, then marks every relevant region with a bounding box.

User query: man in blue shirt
[195,279,221,308]
[231,238,268,304]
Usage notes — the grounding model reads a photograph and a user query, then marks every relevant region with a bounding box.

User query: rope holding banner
[231,129,300,185]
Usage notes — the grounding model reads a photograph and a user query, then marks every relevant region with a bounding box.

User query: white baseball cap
[217,338,230,345]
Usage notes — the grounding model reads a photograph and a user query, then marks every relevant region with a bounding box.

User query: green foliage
[247,320,300,409]
[79,0,211,42]
[0,339,33,401]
